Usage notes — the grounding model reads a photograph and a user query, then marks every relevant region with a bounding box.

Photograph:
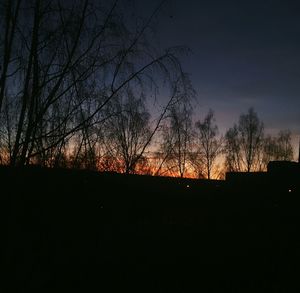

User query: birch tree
[224,108,264,172]
[0,0,192,168]
[195,110,222,179]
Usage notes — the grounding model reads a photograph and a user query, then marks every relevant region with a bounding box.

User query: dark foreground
[1,166,300,292]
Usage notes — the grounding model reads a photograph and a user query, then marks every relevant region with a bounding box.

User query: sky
[136,0,300,151]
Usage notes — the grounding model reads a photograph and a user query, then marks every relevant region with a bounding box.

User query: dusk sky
[137,0,300,150]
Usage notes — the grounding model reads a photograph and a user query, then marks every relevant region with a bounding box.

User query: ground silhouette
[1,165,300,292]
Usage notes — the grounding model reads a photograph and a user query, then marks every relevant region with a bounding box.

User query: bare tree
[224,125,241,172]
[262,135,276,170]
[195,110,222,179]
[276,130,294,161]
[262,129,294,168]
[102,92,151,174]
[239,108,264,171]
[160,102,194,178]
[224,108,264,172]
[0,0,192,168]
[0,0,22,113]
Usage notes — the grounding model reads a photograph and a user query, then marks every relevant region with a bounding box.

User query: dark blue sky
[137,0,300,144]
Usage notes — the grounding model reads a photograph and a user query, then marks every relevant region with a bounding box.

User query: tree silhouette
[224,125,241,172]
[103,92,151,174]
[0,0,192,168]
[160,102,193,178]
[276,130,294,161]
[195,110,222,179]
[262,130,294,168]
[225,108,264,172]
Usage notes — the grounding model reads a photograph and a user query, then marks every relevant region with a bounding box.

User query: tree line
[0,1,294,179]
[154,106,294,179]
